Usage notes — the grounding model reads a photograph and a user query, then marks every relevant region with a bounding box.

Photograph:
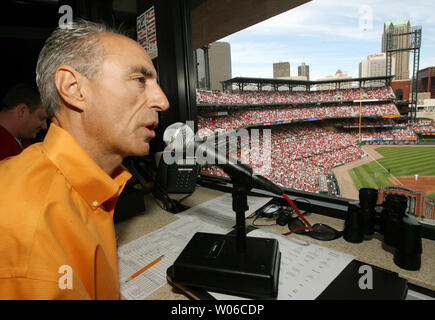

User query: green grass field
[349,147,435,198]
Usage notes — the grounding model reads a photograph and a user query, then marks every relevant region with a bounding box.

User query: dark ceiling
[0,0,309,97]
[191,0,309,49]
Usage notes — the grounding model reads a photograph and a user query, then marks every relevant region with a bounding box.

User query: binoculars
[343,188,422,271]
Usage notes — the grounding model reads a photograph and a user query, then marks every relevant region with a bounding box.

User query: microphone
[166,122,282,298]
[162,122,283,195]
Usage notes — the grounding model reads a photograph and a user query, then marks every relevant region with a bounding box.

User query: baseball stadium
[195,76,435,223]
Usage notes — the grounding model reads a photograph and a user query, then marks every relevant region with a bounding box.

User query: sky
[218,0,435,81]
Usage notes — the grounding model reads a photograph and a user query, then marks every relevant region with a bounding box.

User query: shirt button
[92,201,99,207]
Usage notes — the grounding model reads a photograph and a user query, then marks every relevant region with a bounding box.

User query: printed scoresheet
[118,216,228,300]
[117,194,354,300]
[209,228,355,300]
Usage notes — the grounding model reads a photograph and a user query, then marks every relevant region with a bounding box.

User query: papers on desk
[118,216,228,300]
[117,193,354,300]
[209,229,355,300]
[117,194,272,300]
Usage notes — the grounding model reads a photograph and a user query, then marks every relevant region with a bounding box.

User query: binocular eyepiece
[343,188,422,271]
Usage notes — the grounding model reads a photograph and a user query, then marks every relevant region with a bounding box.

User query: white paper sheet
[209,229,355,300]
[177,193,272,229]
[118,193,354,300]
[117,216,228,300]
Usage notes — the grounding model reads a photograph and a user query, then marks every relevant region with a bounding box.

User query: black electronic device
[170,232,281,298]
[170,162,281,298]
[155,151,199,194]
[259,203,282,218]
[167,259,408,300]
[343,201,364,243]
[359,188,378,235]
[393,218,422,270]
[343,190,423,271]
[276,209,292,226]
[288,217,342,241]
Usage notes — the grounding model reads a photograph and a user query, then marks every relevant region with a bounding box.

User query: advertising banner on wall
[137,6,158,59]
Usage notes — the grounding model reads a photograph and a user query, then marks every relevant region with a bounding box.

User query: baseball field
[349,146,435,200]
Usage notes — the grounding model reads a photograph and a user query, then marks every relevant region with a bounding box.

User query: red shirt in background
[0,124,31,160]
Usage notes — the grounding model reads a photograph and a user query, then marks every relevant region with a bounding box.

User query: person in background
[0,83,47,160]
[0,19,169,299]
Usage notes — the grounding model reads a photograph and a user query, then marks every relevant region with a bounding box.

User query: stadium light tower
[385,25,422,122]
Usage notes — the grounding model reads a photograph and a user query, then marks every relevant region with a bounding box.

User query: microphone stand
[170,163,281,299]
[221,163,254,254]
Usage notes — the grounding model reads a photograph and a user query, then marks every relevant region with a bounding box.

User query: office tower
[298,62,310,80]
[359,53,395,87]
[195,42,232,90]
[382,19,411,80]
[195,47,207,89]
[418,66,435,99]
[316,70,352,90]
[208,42,232,90]
[273,62,290,79]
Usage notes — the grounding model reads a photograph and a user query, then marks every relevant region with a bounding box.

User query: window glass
[191,0,435,221]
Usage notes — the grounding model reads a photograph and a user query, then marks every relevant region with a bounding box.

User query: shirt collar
[41,123,132,209]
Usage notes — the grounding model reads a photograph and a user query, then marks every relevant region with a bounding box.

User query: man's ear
[54,65,88,112]
[15,103,28,119]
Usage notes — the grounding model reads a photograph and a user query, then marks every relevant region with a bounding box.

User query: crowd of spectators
[200,122,420,193]
[201,124,366,193]
[197,86,430,194]
[197,103,400,137]
[333,117,399,127]
[411,120,435,134]
[358,128,416,140]
[196,86,396,105]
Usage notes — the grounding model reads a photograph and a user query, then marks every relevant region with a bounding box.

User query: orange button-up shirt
[0,123,131,299]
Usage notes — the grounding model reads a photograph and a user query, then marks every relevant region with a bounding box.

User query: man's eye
[134,77,146,84]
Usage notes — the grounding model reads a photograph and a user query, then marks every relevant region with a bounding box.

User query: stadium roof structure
[191,0,310,49]
[221,75,395,91]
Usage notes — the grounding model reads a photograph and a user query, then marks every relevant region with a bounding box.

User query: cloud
[222,0,434,41]
[231,1,380,41]
[218,0,435,79]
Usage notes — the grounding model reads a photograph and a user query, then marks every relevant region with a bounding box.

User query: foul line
[365,151,403,186]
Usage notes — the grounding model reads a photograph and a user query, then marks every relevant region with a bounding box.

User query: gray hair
[36,20,121,116]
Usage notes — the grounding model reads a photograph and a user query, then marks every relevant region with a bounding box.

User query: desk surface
[114,187,435,299]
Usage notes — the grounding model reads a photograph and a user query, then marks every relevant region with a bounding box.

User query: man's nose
[151,83,170,112]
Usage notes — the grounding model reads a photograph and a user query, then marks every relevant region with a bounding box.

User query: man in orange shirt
[0,20,169,299]
[0,83,48,160]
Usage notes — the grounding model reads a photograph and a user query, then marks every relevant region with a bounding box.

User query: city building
[195,41,232,91]
[417,66,435,112]
[382,19,411,80]
[273,61,290,79]
[359,53,395,87]
[316,70,353,90]
[418,66,435,99]
[298,62,309,80]
[391,79,410,101]
[208,42,232,90]
[379,186,435,221]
